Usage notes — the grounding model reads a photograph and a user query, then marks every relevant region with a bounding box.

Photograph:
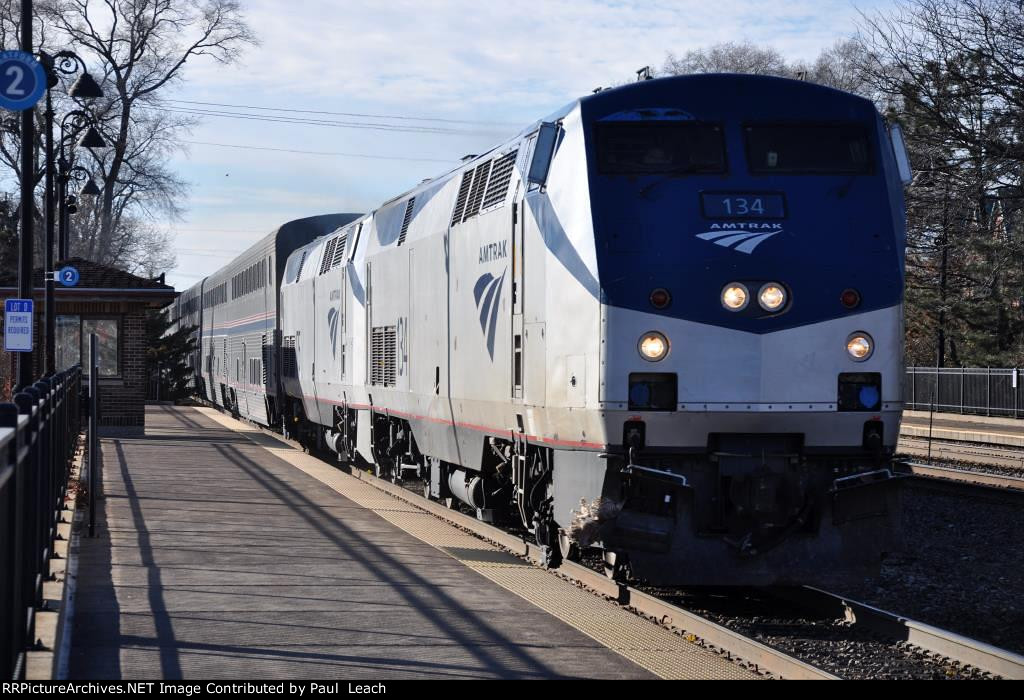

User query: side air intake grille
[451,170,473,226]
[294,251,308,281]
[398,198,415,246]
[463,160,492,222]
[332,232,348,268]
[261,335,268,384]
[481,150,517,210]
[320,237,338,275]
[370,325,397,387]
[282,336,297,378]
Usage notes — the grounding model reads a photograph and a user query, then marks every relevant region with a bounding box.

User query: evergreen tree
[0,196,19,285]
[144,309,197,401]
[859,1,1024,366]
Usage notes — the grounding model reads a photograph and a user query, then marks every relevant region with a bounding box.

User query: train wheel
[538,544,561,569]
[603,551,629,582]
[532,522,561,569]
[557,529,579,562]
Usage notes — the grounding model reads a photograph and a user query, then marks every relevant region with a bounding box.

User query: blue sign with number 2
[58,266,80,287]
[0,51,46,112]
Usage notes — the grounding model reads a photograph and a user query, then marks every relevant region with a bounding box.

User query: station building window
[56,315,120,377]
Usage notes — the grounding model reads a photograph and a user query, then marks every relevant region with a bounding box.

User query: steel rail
[791,587,1024,679]
[895,459,1024,492]
[898,436,1024,473]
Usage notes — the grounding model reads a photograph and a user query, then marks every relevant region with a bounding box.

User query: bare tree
[47,0,257,268]
[662,42,790,77]
[660,38,881,96]
[0,1,257,273]
[858,0,1024,366]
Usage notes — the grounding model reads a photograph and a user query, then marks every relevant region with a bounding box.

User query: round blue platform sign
[0,51,47,112]
[57,265,80,287]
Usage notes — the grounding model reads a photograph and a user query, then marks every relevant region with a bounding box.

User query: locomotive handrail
[0,366,82,680]
[621,463,690,488]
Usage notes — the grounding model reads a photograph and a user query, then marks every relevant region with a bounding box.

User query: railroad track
[209,405,1024,679]
[895,459,1024,492]
[790,587,1024,679]
[352,471,1024,679]
[898,435,1024,472]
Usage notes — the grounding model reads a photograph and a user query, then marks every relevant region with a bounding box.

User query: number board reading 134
[702,193,785,219]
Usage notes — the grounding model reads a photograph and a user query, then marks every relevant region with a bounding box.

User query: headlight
[721,283,749,311]
[846,332,873,361]
[638,331,669,361]
[758,283,786,311]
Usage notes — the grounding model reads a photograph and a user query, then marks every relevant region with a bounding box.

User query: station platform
[900,410,1024,448]
[65,405,754,680]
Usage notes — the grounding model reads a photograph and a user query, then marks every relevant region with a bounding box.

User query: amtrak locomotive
[173,74,911,585]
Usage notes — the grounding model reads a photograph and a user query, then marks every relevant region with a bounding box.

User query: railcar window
[594,122,725,175]
[745,124,871,174]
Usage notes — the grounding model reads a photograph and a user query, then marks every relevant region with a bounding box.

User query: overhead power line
[174,250,237,257]
[168,99,519,127]
[182,140,454,163]
[162,106,504,137]
[170,228,264,234]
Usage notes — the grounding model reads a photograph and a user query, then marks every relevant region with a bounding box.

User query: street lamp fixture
[38,49,104,376]
[79,177,101,197]
[58,110,106,261]
[67,70,104,99]
[77,125,107,149]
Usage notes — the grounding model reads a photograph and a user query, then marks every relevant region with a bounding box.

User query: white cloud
[163,0,884,290]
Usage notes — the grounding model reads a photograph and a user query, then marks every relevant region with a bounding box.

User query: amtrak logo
[696,223,783,254]
[473,268,506,360]
[327,307,340,357]
[479,240,508,263]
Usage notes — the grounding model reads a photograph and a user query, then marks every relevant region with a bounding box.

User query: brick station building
[1,258,177,435]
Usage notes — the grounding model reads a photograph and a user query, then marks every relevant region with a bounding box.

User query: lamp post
[16,0,34,389]
[38,52,104,375]
[61,164,100,258]
[57,110,106,260]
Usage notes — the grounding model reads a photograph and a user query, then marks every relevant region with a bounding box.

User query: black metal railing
[905,367,1024,418]
[0,367,82,680]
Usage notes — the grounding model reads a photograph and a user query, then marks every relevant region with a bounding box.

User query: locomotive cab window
[745,124,872,174]
[595,122,725,175]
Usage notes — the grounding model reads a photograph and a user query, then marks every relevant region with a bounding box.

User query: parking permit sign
[4,298,33,352]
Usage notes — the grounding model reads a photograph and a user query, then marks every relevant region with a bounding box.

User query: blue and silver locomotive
[176,74,910,586]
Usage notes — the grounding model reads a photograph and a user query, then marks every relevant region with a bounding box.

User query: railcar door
[511,184,524,402]
[517,126,554,407]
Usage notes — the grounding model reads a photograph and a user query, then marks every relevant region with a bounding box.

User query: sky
[162,0,888,291]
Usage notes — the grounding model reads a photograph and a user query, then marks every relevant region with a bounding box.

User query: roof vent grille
[481,149,518,210]
[463,159,492,222]
[332,232,348,268]
[320,237,338,275]
[451,170,473,227]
